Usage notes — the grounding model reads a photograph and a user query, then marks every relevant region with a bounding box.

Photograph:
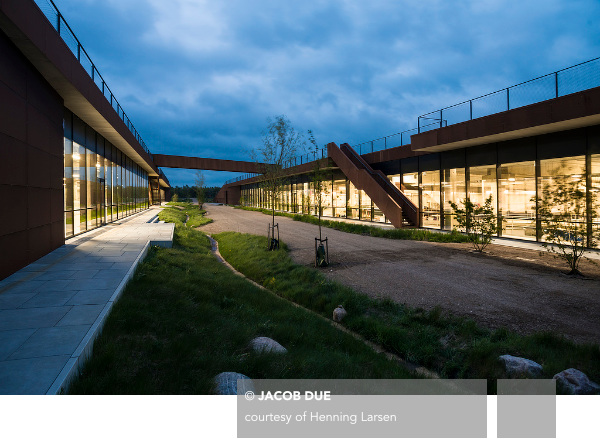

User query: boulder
[499,354,543,377]
[553,368,600,395]
[214,372,254,395]
[249,336,287,354]
[333,305,347,322]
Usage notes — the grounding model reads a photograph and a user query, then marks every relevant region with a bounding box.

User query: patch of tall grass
[215,231,600,391]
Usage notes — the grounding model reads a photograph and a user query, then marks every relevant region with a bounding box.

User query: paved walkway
[0,207,173,395]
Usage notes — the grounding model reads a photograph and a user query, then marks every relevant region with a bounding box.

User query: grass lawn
[161,202,213,227]
[69,225,413,394]
[235,206,470,243]
[214,232,600,393]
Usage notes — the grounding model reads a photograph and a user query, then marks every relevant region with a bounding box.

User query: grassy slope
[69,225,412,394]
[215,231,600,392]
[161,202,212,227]
[236,206,470,243]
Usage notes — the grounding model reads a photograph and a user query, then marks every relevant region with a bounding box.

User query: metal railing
[224,122,442,185]
[282,146,328,169]
[225,146,328,185]
[352,121,440,154]
[418,56,600,133]
[33,0,153,158]
[224,173,259,185]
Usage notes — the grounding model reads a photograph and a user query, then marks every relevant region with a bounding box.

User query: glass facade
[442,168,466,231]
[63,110,149,238]
[238,136,600,247]
[499,161,536,239]
[421,170,441,228]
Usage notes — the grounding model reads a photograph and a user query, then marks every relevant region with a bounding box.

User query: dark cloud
[52,0,600,187]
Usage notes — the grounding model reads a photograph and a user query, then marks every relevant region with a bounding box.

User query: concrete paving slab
[0,307,71,331]
[65,289,115,306]
[0,293,36,310]
[57,305,104,326]
[32,279,75,292]
[19,263,51,273]
[69,262,116,271]
[68,269,100,280]
[0,329,36,361]
[92,269,129,280]
[65,277,122,291]
[0,207,174,394]
[2,280,47,294]
[33,270,78,281]
[8,325,89,360]
[20,290,78,308]
[0,356,71,394]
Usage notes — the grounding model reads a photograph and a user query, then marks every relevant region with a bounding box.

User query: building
[218,58,600,244]
[0,0,171,280]
[2,0,599,283]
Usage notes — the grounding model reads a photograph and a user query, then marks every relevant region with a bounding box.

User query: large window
[538,156,587,242]
[592,154,600,237]
[469,165,497,214]
[421,170,440,228]
[332,178,346,217]
[499,161,536,239]
[347,181,360,219]
[238,145,599,244]
[402,172,419,210]
[321,180,333,217]
[63,111,149,238]
[442,168,466,231]
[360,190,372,221]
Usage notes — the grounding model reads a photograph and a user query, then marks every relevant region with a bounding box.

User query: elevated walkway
[0,208,174,394]
[153,154,267,174]
[327,142,419,228]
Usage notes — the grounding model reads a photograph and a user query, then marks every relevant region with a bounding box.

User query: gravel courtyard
[201,204,600,345]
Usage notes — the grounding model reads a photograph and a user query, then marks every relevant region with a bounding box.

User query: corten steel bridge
[153,154,267,174]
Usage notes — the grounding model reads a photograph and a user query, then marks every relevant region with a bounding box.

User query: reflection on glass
[402,172,419,209]
[539,156,587,241]
[360,190,372,221]
[592,154,600,235]
[333,179,346,217]
[469,165,497,213]
[421,170,440,228]
[64,115,149,238]
[321,180,333,217]
[347,181,359,219]
[442,168,466,231]
[499,161,536,239]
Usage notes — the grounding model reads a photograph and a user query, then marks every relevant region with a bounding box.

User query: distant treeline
[171,185,221,202]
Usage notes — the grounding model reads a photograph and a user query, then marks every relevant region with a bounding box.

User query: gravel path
[201,205,600,345]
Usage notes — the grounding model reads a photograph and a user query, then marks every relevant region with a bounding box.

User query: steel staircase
[327,142,419,228]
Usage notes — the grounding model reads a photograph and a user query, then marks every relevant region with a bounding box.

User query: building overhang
[410,85,600,153]
[0,0,163,179]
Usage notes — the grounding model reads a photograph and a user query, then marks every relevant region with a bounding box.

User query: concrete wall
[0,28,64,280]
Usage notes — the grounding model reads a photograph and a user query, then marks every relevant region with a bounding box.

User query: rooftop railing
[34,0,153,158]
[417,56,600,133]
[351,121,441,155]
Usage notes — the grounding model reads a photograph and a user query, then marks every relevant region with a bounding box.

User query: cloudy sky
[49,0,600,187]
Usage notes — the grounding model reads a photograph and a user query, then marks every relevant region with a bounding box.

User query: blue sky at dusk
[47,0,600,187]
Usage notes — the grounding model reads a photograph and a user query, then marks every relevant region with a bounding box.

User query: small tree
[251,115,305,249]
[536,168,598,276]
[195,170,206,209]
[450,195,497,252]
[309,130,328,239]
[309,130,330,267]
